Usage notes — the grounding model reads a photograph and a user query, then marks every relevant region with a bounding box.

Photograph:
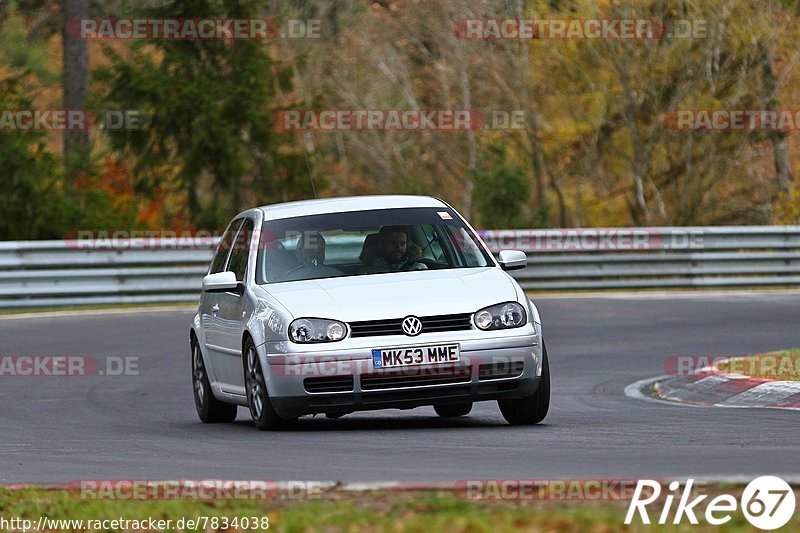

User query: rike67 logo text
[625,477,795,530]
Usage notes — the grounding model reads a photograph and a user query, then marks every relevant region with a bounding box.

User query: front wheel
[243,338,297,431]
[498,342,550,425]
[192,337,238,423]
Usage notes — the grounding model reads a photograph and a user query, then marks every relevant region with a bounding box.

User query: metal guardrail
[0,239,214,308]
[0,226,799,308]
[478,226,800,290]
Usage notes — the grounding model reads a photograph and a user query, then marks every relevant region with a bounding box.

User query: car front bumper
[263,331,542,418]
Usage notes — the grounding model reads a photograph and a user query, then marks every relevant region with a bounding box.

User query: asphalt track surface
[1,294,799,483]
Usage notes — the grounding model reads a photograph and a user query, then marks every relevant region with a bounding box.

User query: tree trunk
[63,0,89,185]
[759,42,794,193]
[772,135,793,193]
[460,59,477,219]
[527,112,547,208]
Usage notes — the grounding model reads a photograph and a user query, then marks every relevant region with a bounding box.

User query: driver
[360,225,427,273]
[283,231,343,281]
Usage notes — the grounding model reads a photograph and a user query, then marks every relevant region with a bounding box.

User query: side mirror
[203,271,240,293]
[497,250,528,271]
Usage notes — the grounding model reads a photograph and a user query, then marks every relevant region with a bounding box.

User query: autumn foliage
[1,0,799,239]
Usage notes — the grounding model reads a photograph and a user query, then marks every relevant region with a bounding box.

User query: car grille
[360,365,472,390]
[360,386,473,405]
[349,313,473,338]
[303,376,354,393]
[478,361,525,380]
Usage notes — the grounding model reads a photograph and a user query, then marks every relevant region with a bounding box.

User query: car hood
[260,267,518,322]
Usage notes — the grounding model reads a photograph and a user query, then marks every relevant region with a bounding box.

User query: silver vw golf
[190,195,549,430]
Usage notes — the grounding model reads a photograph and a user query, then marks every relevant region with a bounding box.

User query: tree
[95,0,306,229]
[0,75,64,239]
[471,143,532,229]
[523,0,798,225]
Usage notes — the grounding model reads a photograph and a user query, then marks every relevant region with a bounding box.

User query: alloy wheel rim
[192,343,205,405]
[246,347,263,419]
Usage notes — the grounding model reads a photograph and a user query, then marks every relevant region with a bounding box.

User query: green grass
[0,487,782,532]
[715,349,800,381]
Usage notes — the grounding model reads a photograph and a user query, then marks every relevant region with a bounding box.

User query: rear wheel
[434,402,473,417]
[244,338,297,431]
[498,342,550,425]
[192,337,238,423]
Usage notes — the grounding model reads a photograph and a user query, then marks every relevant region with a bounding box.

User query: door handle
[212,304,220,314]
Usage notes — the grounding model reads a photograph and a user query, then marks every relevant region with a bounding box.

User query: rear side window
[209,218,244,274]
[228,219,255,281]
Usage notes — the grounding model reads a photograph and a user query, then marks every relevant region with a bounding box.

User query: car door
[210,217,255,388]
[202,218,243,382]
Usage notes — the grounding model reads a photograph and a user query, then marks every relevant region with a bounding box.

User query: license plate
[372,344,460,369]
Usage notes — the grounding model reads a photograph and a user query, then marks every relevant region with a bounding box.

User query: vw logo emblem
[401,316,422,336]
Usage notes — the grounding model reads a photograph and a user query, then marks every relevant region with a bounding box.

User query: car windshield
[256,207,493,284]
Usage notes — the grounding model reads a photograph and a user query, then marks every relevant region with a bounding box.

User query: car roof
[252,195,449,222]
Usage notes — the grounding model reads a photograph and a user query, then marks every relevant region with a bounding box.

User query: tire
[192,336,238,423]
[243,338,297,431]
[434,402,473,417]
[498,342,550,425]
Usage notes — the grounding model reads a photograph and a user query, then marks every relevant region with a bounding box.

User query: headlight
[288,318,347,343]
[473,302,527,330]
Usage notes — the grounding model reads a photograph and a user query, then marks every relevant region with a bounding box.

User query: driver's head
[378,226,409,265]
[295,231,326,265]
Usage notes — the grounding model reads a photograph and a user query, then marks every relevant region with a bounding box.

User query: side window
[209,218,243,274]
[228,218,255,281]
